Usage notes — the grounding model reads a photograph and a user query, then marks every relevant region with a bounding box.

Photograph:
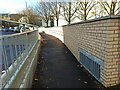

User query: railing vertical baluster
[22,34,25,60]
[15,35,20,68]
[9,37,16,74]
[14,45,19,67]
[3,45,10,85]
[18,35,23,64]
[2,46,8,85]
[20,35,24,61]
[25,33,28,57]
[14,35,19,66]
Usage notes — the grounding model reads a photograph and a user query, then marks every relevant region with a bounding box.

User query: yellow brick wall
[63,18,120,87]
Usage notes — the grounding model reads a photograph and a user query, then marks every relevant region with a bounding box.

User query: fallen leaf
[38,62,40,64]
[46,80,48,83]
[94,80,99,84]
[84,81,88,84]
[43,41,47,44]
[1,72,5,74]
[80,65,83,67]
[35,78,38,81]
[49,78,52,80]
[40,76,43,80]
[35,75,37,77]
[78,78,81,80]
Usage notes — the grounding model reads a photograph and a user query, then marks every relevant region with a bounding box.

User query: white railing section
[0,30,39,88]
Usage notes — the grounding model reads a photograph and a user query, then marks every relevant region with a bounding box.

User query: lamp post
[118,1,120,15]
[25,1,29,24]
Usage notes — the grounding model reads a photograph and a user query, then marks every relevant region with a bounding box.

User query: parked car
[34,27,38,30]
[29,27,34,31]
[14,26,20,33]
[9,27,14,32]
[20,27,31,33]
[20,27,25,33]
[2,27,6,31]
[25,27,30,32]
[5,28,9,32]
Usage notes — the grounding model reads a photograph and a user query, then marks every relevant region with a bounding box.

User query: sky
[0,0,39,14]
[0,0,119,14]
[0,0,77,14]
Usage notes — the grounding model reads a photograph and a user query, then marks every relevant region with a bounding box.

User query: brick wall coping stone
[63,15,120,27]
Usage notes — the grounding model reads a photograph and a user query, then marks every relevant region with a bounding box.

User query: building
[18,16,27,23]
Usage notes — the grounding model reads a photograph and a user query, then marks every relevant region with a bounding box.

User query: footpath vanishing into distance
[32,33,104,88]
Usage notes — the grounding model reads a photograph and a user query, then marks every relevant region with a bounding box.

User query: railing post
[2,44,10,85]
[25,33,29,57]
[8,37,16,72]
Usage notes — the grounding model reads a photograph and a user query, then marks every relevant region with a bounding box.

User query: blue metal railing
[0,30,39,88]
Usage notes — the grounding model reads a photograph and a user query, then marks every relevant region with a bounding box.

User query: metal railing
[79,48,104,82]
[0,30,39,88]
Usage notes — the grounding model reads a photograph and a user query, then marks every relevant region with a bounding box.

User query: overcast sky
[0,0,38,14]
[0,0,119,14]
[0,0,77,14]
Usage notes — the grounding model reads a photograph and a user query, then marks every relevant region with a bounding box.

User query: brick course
[63,17,120,87]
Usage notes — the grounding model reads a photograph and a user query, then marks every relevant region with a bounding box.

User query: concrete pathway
[32,33,104,88]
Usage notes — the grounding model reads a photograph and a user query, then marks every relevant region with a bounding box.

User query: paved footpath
[32,33,104,88]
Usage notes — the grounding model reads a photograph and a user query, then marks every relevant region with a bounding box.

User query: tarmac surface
[32,33,105,88]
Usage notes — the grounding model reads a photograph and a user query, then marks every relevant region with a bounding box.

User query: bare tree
[10,14,23,21]
[48,0,61,26]
[27,7,36,24]
[60,1,78,24]
[20,6,36,24]
[76,0,96,21]
[90,2,107,19]
[35,1,51,27]
[99,0,120,15]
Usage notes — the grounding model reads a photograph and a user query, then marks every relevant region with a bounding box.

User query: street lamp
[25,1,29,24]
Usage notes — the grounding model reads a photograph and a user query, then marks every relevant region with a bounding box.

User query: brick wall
[63,16,120,87]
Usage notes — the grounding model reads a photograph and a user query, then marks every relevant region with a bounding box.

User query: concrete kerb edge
[19,40,41,88]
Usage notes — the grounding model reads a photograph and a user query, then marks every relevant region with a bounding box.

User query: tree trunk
[56,18,59,26]
[68,20,71,24]
[46,21,48,27]
[84,15,87,21]
[69,2,71,24]
[84,8,87,20]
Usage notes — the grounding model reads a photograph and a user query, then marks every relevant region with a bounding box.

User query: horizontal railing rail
[0,30,39,89]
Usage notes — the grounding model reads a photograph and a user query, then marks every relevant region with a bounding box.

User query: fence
[0,30,39,88]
